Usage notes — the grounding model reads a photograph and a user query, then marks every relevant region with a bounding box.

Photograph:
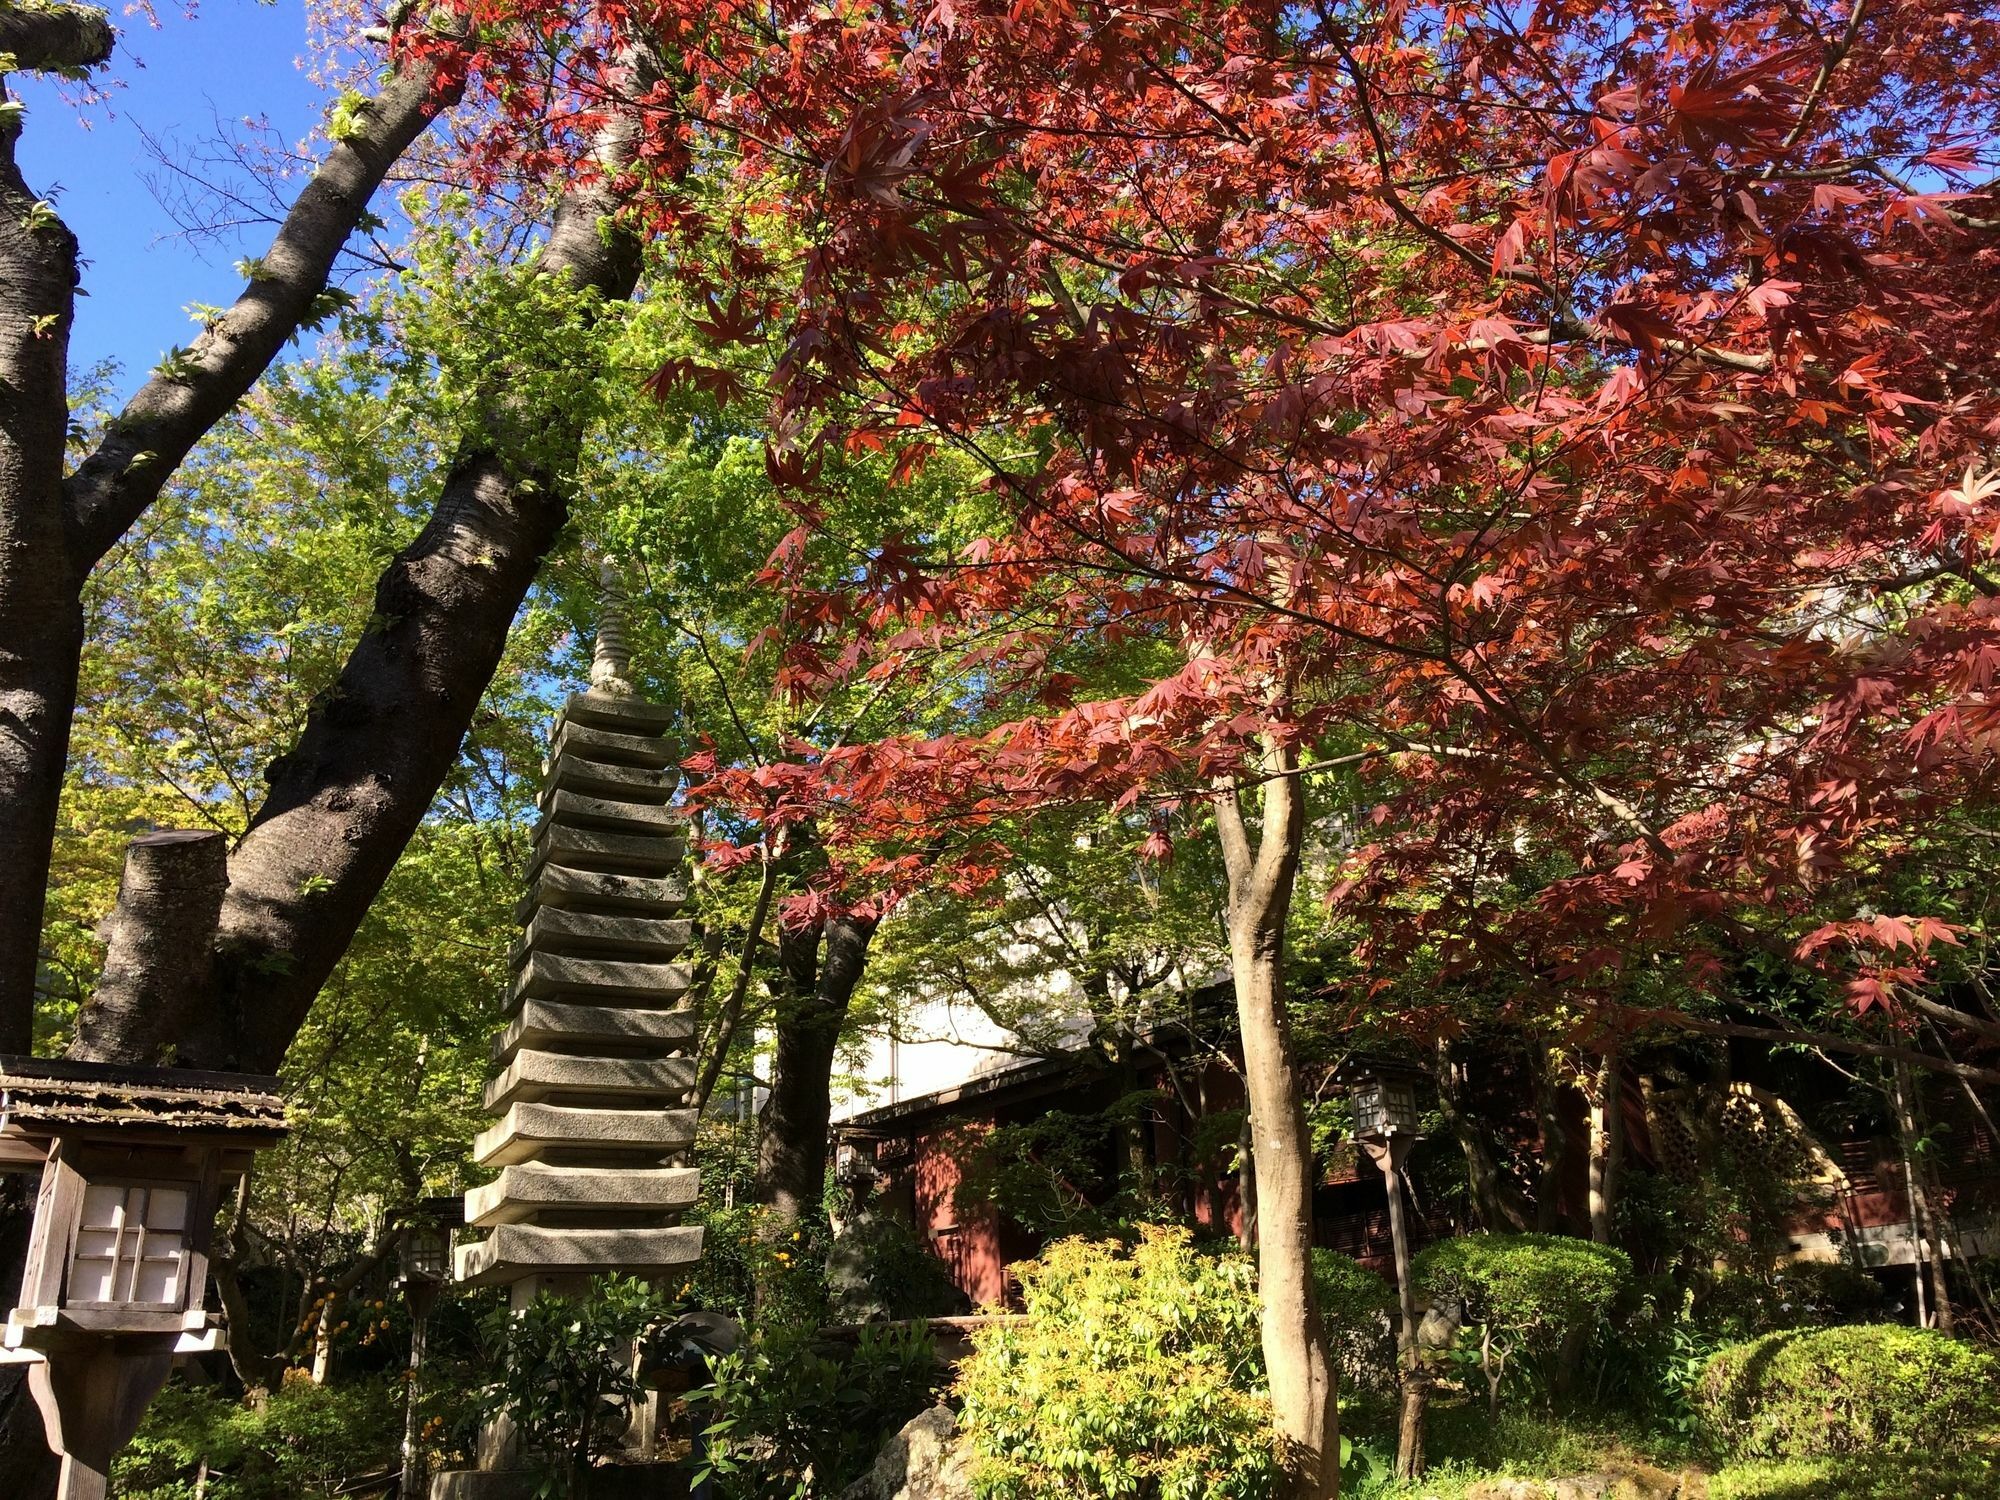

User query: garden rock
[1466,1461,1687,1500]
[838,1404,975,1500]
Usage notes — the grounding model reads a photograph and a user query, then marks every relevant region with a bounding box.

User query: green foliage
[1706,1451,2000,1500]
[480,1276,672,1498]
[1311,1249,1397,1395]
[1693,1261,1885,1340]
[113,1377,401,1499]
[1413,1233,1631,1410]
[697,1320,941,1500]
[957,1227,1277,1500]
[1413,1233,1630,1355]
[952,1109,1124,1240]
[1693,1323,2000,1460]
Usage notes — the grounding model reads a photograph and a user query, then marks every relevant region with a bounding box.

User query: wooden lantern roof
[0,1056,286,1162]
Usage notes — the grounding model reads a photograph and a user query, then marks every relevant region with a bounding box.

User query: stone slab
[513,910,695,964]
[537,790,686,838]
[455,1223,704,1285]
[466,1163,701,1227]
[530,823,686,878]
[510,952,694,1009]
[514,865,687,922]
[434,1463,690,1500]
[542,752,675,803]
[484,1050,696,1111]
[473,1102,698,1167]
[493,999,696,1061]
[557,691,675,737]
[547,718,677,772]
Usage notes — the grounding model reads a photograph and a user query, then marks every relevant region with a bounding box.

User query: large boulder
[838,1405,975,1500]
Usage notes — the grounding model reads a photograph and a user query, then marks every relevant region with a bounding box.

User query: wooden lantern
[0,1056,286,1500]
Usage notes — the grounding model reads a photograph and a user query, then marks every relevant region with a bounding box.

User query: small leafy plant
[480,1275,671,1499]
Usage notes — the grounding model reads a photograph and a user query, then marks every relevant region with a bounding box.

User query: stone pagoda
[436,570,702,1495]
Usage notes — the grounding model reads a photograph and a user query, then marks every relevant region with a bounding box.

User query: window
[69,1182,191,1308]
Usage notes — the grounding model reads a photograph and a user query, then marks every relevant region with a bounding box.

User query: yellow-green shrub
[956,1227,1277,1500]
[1694,1324,2000,1459]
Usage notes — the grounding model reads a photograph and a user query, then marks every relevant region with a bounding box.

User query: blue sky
[15,1,328,397]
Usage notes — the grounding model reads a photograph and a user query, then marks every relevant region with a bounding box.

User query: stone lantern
[0,1055,286,1500]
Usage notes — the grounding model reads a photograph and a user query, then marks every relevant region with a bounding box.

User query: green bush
[1411,1233,1630,1410]
[1693,1323,2000,1459]
[698,1319,941,1500]
[1311,1249,1397,1395]
[957,1226,1277,1500]
[480,1275,670,1498]
[114,1377,403,1500]
[1695,1261,1885,1339]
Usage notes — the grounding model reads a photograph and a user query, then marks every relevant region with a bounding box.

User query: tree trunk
[184,106,650,1075]
[1890,1062,1953,1334]
[755,911,880,1222]
[70,831,227,1066]
[0,65,99,1053]
[0,46,449,1048]
[1434,1038,1529,1232]
[1532,1046,1567,1234]
[1214,737,1338,1500]
[1587,1048,1624,1245]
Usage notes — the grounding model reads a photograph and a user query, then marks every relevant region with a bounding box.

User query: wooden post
[1365,1136,1424,1481]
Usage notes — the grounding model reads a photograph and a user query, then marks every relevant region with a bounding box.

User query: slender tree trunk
[1434,1038,1529,1232]
[1214,737,1338,1500]
[1532,1046,1568,1234]
[755,911,880,1222]
[1587,1047,1624,1246]
[1890,1062,1953,1333]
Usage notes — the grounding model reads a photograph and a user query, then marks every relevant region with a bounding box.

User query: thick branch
[69,829,226,1065]
[1643,1011,2000,1086]
[197,101,650,1074]
[0,4,113,74]
[62,56,455,570]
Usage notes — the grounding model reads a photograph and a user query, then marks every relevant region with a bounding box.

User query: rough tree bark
[0,29,453,1051]
[182,73,654,1075]
[755,909,881,1222]
[1434,1038,1530,1232]
[70,830,227,1065]
[1214,736,1339,1500]
[1586,1047,1624,1246]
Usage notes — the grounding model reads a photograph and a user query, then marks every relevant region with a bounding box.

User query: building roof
[0,1056,287,1139]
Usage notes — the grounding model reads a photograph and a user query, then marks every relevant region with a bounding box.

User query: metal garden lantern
[0,1056,286,1500]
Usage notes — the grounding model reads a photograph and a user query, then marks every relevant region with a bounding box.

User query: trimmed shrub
[1311,1248,1397,1395]
[1411,1232,1631,1410]
[1694,1323,2000,1459]
[957,1226,1278,1500]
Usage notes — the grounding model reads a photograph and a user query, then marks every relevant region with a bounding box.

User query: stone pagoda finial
[589,555,636,697]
